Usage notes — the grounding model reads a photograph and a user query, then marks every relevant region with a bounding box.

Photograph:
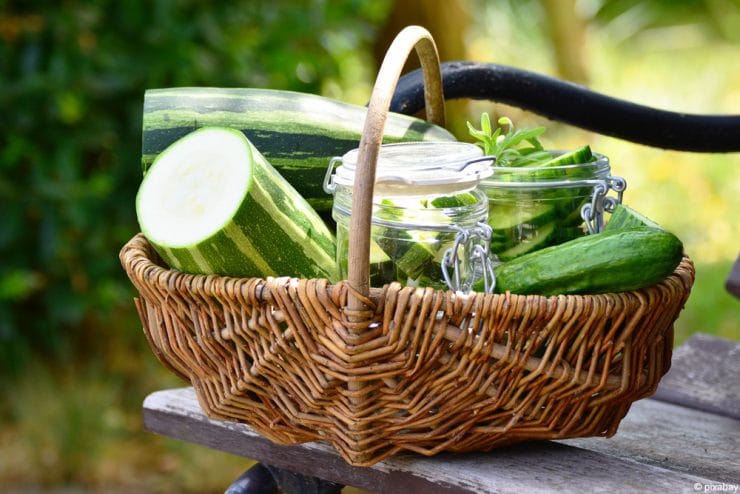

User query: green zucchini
[136,127,337,281]
[142,88,456,212]
[487,227,683,295]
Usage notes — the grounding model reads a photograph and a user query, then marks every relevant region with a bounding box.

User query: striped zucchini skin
[137,127,338,281]
[142,88,457,211]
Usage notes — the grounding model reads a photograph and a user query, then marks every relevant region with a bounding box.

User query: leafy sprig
[467,113,552,166]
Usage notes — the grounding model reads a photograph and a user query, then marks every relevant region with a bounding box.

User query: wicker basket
[121,26,695,467]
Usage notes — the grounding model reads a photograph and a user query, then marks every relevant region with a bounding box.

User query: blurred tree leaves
[0,0,390,375]
[591,0,740,42]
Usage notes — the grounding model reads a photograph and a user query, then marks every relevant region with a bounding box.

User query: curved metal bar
[391,61,740,153]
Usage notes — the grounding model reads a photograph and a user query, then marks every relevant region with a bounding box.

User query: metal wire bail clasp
[323,157,342,194]
[581,175,628,234]
[442,222,497,294]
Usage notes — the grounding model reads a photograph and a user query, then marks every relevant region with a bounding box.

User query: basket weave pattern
[122,234,694,466]
[122,26,696,466]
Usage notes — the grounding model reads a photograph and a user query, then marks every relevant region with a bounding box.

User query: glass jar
[325,142,494,292]
[480,152,622,261]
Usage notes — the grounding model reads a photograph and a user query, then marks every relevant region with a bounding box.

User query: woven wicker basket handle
[346,26,445,315]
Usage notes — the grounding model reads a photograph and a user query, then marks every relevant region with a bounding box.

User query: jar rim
[490,151,608,170]
[330,142,494,196]
[482,151,610,188]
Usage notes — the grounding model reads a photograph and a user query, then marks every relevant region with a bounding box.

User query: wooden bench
[143,333,740,493]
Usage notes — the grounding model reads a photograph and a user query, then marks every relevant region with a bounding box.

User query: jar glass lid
[330,141,494,196]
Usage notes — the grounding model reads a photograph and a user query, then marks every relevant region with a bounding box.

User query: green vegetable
[142,88,456,212]
[371,198,440,287]
[480,227,683,295]
[375,230,439,283]
[469,114,602,260]
[368,239,396,287]
[529,145,594,168]
[484,181,597,261]
[363,193,481,288]
[605,204,663,231]
[429,192,478,208]
[136,127,338,281]
[487,200,555,231]
[493,221,556,260]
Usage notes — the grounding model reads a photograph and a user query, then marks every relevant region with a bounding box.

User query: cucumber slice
[481,145,602,264]
[556,197,589,227]
[605,204,663,231]
[494,221,556,261]
[430,192,478,208]
[371,192,482,288]
[369,238,391,264]
[397,239,439,280]
[369,240,399,287]
[488,201,556,230]
[375,229,439,281]
[527,145,594,168]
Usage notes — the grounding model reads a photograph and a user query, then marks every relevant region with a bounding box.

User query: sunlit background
[1,1,738,492]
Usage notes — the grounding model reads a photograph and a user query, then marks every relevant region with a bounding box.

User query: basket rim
[120,232,695,307]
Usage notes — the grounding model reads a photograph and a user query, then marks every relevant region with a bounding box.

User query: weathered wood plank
[144,388,721,494]
[561,398,740,484]
[143,388,468,494]
[653,334,740,420]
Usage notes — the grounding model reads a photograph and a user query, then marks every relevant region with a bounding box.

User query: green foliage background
[0,0,389,375]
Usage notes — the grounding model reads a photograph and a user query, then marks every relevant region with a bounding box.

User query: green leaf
[481,112,492,135]
[466,114,549,166]
[466,122,489,141]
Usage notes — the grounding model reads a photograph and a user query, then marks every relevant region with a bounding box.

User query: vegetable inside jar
[481,152,613,261]
[325,142,493,292]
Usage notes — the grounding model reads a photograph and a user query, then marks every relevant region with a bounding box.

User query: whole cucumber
[491,227,683,295]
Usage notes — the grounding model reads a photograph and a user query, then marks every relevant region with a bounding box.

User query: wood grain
[652,334,740,420]
[144,387,732,493]
[563,399,740,483]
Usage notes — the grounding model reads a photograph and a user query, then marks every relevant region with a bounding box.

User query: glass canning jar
[325,142,494,292]
[479,152,623,261]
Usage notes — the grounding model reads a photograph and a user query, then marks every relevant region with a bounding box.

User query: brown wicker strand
[121,230,694,465]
